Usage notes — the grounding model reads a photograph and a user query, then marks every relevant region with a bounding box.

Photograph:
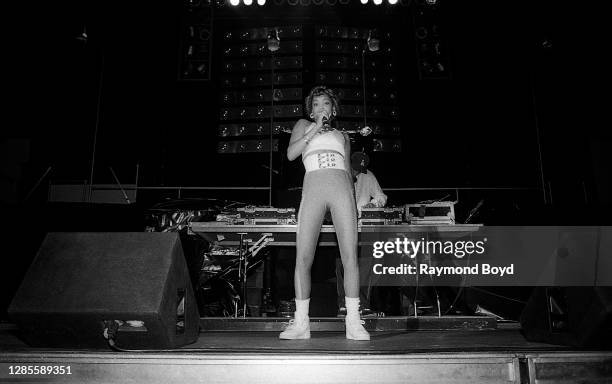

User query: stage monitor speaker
[8,232,200,349]
[520,287,612,347]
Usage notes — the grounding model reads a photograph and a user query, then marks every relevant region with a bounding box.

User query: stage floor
[0,319,578,354]
[1,321,611,384]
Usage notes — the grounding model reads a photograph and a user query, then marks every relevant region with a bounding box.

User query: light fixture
[361,0,368,3]
[266,27,280,206]
[229,0,239,5]
[361,29,381,135]
[75,26,88,43]
[267,28,280,52]
[367,29,380,52]
[257,0,266,4]
[388,0,398,4]
[243,0,253,4]
[373,0,382,4]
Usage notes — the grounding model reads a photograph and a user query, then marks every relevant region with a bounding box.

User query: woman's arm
[287,119,318,161]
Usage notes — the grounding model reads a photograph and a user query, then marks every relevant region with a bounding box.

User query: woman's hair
[304,85,340,117]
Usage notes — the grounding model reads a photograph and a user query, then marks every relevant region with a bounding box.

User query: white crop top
[302,124,346,160]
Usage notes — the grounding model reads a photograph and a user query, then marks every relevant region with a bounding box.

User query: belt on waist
[303,152,345,172]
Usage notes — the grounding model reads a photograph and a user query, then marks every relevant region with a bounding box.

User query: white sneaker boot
[279,298,311,339]
[345,297,370,341]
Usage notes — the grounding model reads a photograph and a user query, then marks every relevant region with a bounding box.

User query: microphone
[471,199,484,214]
[359,126,372,136]
[280,125,371,136]
[342,126,372,136]
[322,115,331,130]
[261,164,279,175]
[465,199,484,224]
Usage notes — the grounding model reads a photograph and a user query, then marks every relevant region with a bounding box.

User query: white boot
[279,298,311,340]
[345,297,370,341]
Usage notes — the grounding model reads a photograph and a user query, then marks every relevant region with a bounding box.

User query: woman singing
[280,86,370,341]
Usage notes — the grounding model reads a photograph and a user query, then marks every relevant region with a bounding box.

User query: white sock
[345,297,360,318]
[295,298,310,319]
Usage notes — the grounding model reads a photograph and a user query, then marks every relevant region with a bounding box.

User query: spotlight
[257,0,266,4]
[360,0,368,3]
[267,28,280,52]
[367,29,380,52]
[229,0,239,5]
[388,0,398,3]
[243,0,253,4]
[373,0,382,4]
[75,27,88,43]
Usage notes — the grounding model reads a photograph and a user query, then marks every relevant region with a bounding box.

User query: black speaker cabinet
[520,287,612,347]
[8,232,200,349]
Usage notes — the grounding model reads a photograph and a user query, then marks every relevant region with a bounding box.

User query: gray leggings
[294,168,359,299]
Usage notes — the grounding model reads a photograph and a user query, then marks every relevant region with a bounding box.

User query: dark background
[5,0,593,198]
[1,0,608,319]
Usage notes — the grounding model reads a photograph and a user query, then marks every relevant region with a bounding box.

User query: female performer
[280,85,370,341]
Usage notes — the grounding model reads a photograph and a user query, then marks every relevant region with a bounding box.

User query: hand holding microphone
[321,114,332,131]
[314,111,333,132]
[322,115,330,126]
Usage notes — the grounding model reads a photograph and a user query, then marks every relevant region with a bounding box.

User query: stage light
[257,0,266,4]
[367,29,380,52]
[267,28,280,52]
[229,0,239,5]
[361,29,381,136]
[243,0,253,5]
[373,0,382,4]
[361,0,368,3]
[388,0,398,4]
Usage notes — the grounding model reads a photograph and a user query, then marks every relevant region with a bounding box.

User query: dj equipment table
[189,222,482,317]
[189,222,482,246]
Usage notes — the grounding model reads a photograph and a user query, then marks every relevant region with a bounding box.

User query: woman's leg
[328,171,359,298]
[329,171,370,340]
[294,172,327,300]
[280,172,327,340]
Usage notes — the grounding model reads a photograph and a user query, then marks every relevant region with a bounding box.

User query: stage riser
[199,316,497,332]
[2,353,611,384]
[0,353,518,384]
[526,353,612,384]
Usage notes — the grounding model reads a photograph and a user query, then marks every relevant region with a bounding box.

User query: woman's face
[311,94,334,118]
